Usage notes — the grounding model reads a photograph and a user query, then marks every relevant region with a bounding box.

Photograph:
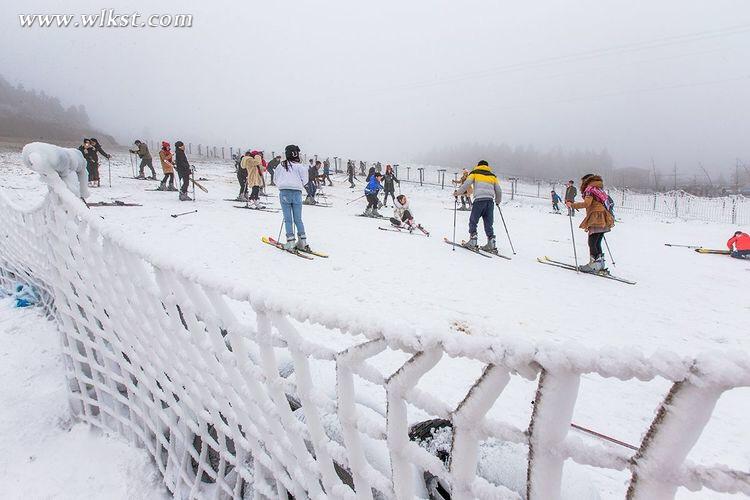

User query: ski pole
[346,194,366,205]
[277,218,284,244]
[568,206,579,273]
[107,157,112,188]
[191,166,196,202]
[171,209,197,218]
[496,204,516,255]
[603,235,616,266]
[452,196,458,251]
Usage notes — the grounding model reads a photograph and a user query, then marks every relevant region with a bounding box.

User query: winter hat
[175,141,184,148]
[134,140,141,145]
[285,144,301,162]
[477,160,489,167]
[161,141,170,149]
[90,137,98,143]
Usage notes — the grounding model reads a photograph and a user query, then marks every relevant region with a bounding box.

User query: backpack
[586,186,615,216]
[604,194,615,216]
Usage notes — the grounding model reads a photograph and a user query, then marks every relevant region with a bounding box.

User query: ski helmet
[285,144,301,161]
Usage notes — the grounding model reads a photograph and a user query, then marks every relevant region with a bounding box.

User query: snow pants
[468,199,494,238]
[366,193,379,210]
[588,232,605,259]
[279,189,306,240]
[87,162,100,182]
[249,186,260,201]
[731,249,750,259]
[305,182,317,199]
[139,158,156,177]
[177,168,190,195]
[161,172,174,187]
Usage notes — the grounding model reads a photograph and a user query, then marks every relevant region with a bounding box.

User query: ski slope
[1,146,748,499]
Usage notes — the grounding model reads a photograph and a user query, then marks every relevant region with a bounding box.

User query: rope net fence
[1,143,748,499]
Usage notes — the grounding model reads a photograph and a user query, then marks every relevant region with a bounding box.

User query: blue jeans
[469,198,494,238]
[731,249,750,259]
[305,182,317,198]
[279,189,306,240]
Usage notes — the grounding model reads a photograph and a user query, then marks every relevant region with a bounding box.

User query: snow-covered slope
[1,146,748,499]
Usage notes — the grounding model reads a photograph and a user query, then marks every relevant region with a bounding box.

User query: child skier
[551,190,562,213]
[158,141,176,191]
[727,231,750,259]
[364,172,384,217]
[275,144,312,251]
[390,195,429,235]
[452,169,473,210]
[566,174,615,272]
[453,160,503,251]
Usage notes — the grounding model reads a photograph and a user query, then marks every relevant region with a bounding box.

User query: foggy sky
[2,0,750,178]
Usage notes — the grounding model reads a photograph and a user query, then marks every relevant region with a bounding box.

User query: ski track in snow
[1,147,749,499]
[0,297,167,499]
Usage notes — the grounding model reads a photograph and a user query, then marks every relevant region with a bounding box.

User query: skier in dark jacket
[322,158,333,186]
[236,150,250,201]
[347,160,356,188]
[78,139,96,187]
[174,141,192,201]
[87,138,110,187]
[551,190,562,213]
[267,155,281,186]
[565,180,577,216]
[304,162,319,204]
[129,140,156,179]
[364,173,383,217]
[382,164,400,207]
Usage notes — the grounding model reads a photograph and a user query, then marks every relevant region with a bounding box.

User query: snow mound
[22,142,89,198]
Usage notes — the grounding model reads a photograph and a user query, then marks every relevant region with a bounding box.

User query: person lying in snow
[727,231,750,259]
[390,195,429,235]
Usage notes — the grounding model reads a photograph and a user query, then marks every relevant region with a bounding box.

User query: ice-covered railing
[1,143,749,499]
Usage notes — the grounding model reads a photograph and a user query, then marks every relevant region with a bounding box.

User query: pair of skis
[234,205,280,213]
[87,200,142,207]
[356,213,388,220]
[378,225,430,237]
[537,256,636,284]
[665,244,730,255]
[443,237,512,260]
[261,237,328,260]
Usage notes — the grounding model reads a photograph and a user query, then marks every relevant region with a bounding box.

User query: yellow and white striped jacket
[456,164,502,202]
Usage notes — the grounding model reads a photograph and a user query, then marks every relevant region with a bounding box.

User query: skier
[375,161,382,174]
[267,154,281,186]
[727,231,750,259]
[566,174,615,272]
[390,195,428,234]
[88,138,110,187]
[364,172,384,217]
[453,160,503,251]
[77,139,96,187]
[236,150,250,201]
[551,190,562,213]
[275,144,311,251]
[304,161,319,205]
[322,158,333,186]
[359,161,366,176]
[158,141,176,191]
[366,166,376,182]
[347,159,356,188]
[382,164,400,207]
[129,140,156,179]
[243,150,264,208]
[452,169,473,210]
[174,141,192,201]
[565,180,577,216]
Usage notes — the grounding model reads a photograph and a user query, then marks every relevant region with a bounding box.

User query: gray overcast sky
[2,0,750,175]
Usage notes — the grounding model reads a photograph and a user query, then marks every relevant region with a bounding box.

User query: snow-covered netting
[1,143,749,499]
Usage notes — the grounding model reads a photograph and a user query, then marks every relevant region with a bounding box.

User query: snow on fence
[1,143,749,499]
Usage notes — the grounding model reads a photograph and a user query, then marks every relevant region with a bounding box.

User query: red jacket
[727,232,750,251]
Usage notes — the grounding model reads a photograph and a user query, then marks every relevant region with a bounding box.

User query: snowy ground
[1,146,749,498]
[0,297,167,499]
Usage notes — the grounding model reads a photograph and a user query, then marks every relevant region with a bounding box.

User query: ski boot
[481,236,498,254]
[167,184,178,192]
[156,183,167,191]
[147,174,157,180]
[284,237,296,251]
[372,209,383,218]
[296,235,310,252]
[462,234,478,250]
[579,256,606,273]
[238,193,248,202]
[135,173,146,180]
[179,192,192,201]
[389,217,402,227]
[364,207,373,217]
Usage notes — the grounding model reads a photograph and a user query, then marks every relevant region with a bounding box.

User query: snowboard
[537,256,636,285]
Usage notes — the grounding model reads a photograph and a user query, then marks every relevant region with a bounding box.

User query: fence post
[188,143,192,154]
[198,144,202,156]
[621,189,625,206]
[222,147,225,159]
[406,167,411,181]
[438,169,446,189]
[213,146,217,157]
[418,168,424,186]
[732,197,737,224]
[653,193,657,211]
[537,181,540,198]
[674,194,678,218]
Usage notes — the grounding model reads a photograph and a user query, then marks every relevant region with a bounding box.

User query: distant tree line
[0,74,114,144]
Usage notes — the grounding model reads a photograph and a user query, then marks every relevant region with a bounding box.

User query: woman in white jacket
[274,145,311,251]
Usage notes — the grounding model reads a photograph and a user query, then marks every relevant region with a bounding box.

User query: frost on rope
[22,142,89,198]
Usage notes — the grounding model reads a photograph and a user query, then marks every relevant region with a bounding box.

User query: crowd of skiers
[74,139,748,267]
